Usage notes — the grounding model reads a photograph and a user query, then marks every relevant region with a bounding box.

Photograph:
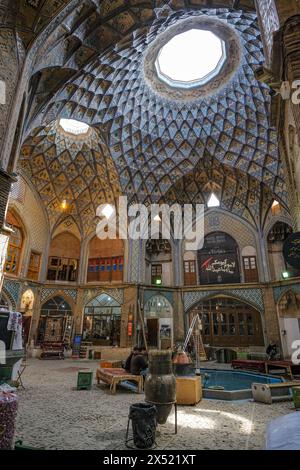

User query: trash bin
[128,403,157,449]
[292,386,300,410]
[0,392,18,449]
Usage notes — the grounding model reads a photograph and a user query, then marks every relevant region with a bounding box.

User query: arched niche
[4,210,25,277]
[83,293,121,346]
[20,289,35,345]
[241,246,259,283]
[144,295,173,350]
[47,232,80,282]
[38,296,73,343]
[145,237,173,287]
[267,222,300,280]
[87,236,124,283]
[197,232,241,285]
[187,296,264,349]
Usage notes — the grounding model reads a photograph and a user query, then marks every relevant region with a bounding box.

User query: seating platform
[40,342,65,360]
[96,368,143,394]
[232,359,300,379]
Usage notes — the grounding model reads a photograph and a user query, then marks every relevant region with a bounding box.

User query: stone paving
[14,359,295,450]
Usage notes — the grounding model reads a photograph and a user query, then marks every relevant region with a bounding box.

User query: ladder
[63,316,73,345]
[183,314,207,370]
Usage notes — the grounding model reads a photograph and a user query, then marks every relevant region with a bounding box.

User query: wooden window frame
[27,251,41,281]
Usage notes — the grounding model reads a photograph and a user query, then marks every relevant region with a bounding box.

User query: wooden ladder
[183,314,207,367]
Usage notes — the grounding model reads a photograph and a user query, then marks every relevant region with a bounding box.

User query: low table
[96,368,143,394]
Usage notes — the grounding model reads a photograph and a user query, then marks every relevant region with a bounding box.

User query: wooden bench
[96,368,143,394]
[252,381,300,404]
[40,342,65,360]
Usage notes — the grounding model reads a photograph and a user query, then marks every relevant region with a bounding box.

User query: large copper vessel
[144,350,176,424]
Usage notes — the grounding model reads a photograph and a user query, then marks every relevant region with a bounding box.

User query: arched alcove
[4,210,25,277]
[197,232,241,285]
[38,296,73,343]
[87,236,124,283]
[144,295,173,349]
[145,237,173,286]
[267,222,300,280]
[188,296,264,349]
[47,232,80,282]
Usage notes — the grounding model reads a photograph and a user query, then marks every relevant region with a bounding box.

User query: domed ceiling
[19,121,122,233]
[18,2,288,233]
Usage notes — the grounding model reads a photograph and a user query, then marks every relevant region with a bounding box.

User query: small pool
[198,368,285,401]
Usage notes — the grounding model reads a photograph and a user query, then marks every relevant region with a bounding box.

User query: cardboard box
[176,376,202,405]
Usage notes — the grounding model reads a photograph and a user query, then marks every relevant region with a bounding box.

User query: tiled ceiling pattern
[162,156,280,228]
[35,8,287,214]
[19,122,122,233]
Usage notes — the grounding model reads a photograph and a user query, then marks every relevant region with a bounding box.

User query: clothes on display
[7,312,23,350]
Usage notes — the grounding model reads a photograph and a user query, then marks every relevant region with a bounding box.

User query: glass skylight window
[59,119,90,135]
[156,29,225,88]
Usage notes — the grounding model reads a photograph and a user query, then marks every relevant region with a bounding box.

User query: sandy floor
[14,359,295,450]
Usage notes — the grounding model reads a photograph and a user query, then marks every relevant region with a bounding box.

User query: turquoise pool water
[201,369,283,391]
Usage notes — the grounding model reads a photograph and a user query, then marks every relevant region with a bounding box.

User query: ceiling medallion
[143,17,242,102]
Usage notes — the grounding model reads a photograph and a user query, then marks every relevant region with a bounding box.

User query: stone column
[262,286,281,348]
[0,168,16,291]
[173,290,185,344]
[74,289,84,336]
[120,286,137,348]
[28,287,42,346]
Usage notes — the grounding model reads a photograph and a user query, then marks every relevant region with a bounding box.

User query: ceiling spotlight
[101,204,115,219]
[61,199,68,211]
[272,200,279,208]
[154,214,161,222]
[207,193,220,208]
[282,271,289,280]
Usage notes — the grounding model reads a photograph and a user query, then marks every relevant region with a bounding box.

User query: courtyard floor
[14,359,295,450]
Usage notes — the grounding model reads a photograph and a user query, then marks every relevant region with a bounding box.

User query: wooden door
[147,319,158,348]
[243,256,259,283]
[184,260,197,285]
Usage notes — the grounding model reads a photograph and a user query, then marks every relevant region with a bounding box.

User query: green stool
[77,370,93,390]
[292,386,300,410]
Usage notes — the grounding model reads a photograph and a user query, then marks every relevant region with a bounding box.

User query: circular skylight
[59,119,90,135]
[155,29,226,88]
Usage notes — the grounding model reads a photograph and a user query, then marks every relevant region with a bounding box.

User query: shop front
[37,296,73,344]
[83,294,121,346]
